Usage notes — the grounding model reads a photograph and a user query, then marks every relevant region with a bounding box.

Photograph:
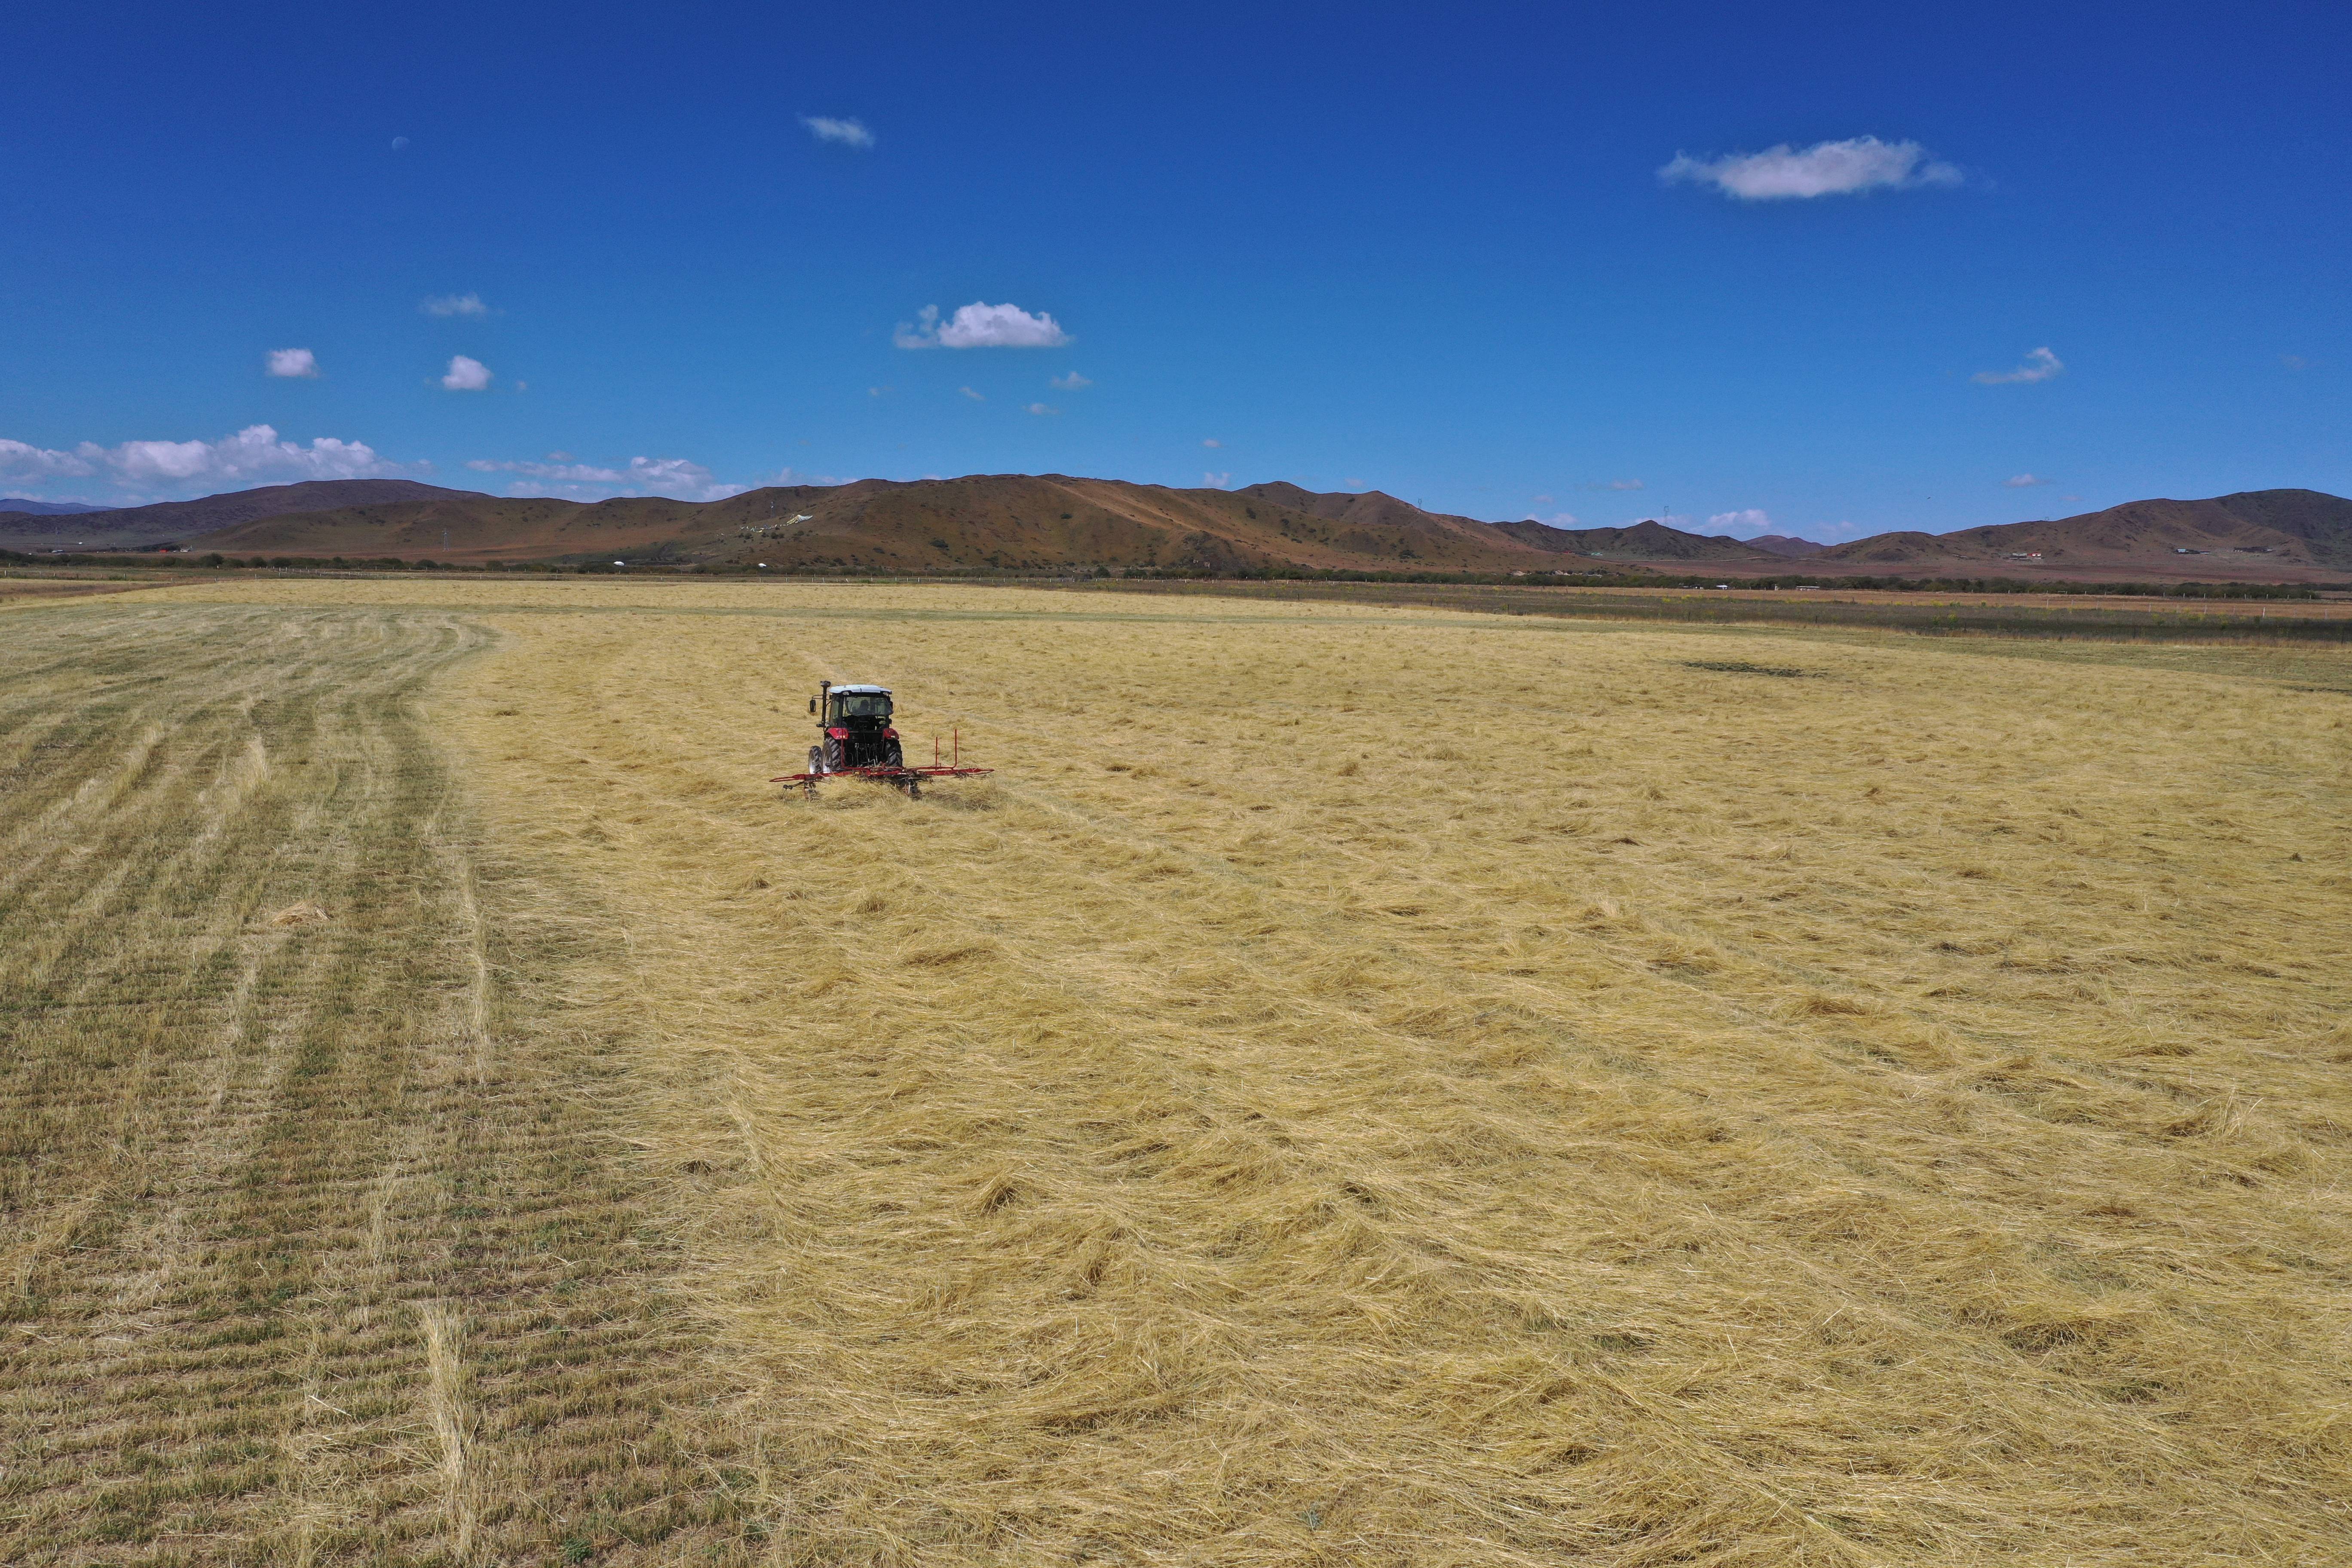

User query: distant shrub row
[1105,564,2334,599]
[0,548,2334,600]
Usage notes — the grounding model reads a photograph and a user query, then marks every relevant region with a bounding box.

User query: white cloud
[1974,347,2063,385]
[1201,438,1222,448]
[1605,478,1643,490]
[1025,402,1058,416]
[1661,136,1962,201]
[0,424,401,498]
[266,347,319,379]
[894,302,1071,349]
[421,292,490,318]
[1531,493,1554,505]
[1707,508,1773,535]
[1203,471,1231,488]
[2003,473,2049,487]
[1050,371,1092,389]
[1539,511,1579,527]
[802,116,873,149]
[441,355,492,391]
[959,386,985,401]
[466,454,747,502]
[2282,354,2310,371]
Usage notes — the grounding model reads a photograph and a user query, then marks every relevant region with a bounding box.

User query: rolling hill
[1812,490,2352,574]
[0,479,460,551]
[12,474,2347,583]
[0,498,116,517]
[146,475,1590,574]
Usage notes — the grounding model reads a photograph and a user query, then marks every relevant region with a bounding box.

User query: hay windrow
[20,577,2352,1565]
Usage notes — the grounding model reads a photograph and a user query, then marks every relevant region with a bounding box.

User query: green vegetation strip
[1063,577,2352,643]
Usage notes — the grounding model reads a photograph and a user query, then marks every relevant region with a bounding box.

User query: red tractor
[774,680,991,799]
[806,681,903,774]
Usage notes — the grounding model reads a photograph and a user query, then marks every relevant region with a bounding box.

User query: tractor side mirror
[808,698,816,714]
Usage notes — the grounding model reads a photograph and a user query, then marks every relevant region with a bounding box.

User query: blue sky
[3,1,2346,539]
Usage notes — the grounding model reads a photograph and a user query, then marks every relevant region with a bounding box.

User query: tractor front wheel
[822,737,846,773]
[807,744,826,776]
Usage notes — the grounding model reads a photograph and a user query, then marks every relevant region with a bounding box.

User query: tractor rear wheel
[884,738,904,768]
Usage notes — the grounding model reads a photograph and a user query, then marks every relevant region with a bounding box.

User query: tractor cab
[807,682,903,772]
[818,684,894,727]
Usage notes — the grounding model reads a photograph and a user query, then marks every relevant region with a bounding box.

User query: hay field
[10,578,2352,1565]
[0,601,753,1564]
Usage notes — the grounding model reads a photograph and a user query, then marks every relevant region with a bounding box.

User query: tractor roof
[828,683,891,695]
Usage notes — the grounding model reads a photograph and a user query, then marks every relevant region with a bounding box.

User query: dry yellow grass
[0,600,756,1564]
[14,576,2352,1564]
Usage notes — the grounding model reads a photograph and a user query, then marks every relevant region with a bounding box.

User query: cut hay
[37,576,2352,1565]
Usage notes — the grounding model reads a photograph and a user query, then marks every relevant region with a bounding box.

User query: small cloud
[2004,473,2049,487]
[1661,135,1962,200]
[1540,511,1579,527]
[1203,471,1231,488]
[1050,371,1092,390]
[1707,508,1772,534]
[391,136,409,150]
[468,454,746,502]
[0,423,401,498]
[1603,478,1643,491]
[266,348,319,379]
[1202,438,1222,448]
[1025,402,1058,416]
[1531,493,1554,504]
[2282,354,2310,371]
[802,115,874,149]
[421,292,490,318]
[1974,347,2063,385]
[441,355,492,391]
[958,386,985,401]
[867,386,888,396]
[545,450,574,461]
[895,301,1071,349]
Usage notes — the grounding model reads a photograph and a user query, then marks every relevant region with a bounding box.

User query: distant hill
[161,475,1606,574]
[1812,490,2352,573]
[0,498,116,517]
[1493,518,1780,562]
[0,479,464,551]
[21,474,2347,584]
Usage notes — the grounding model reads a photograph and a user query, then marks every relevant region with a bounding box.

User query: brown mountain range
[77,475,1587,574]
[0,479,453,551]
[1810,490,2352,575]
[7,476,2346,582]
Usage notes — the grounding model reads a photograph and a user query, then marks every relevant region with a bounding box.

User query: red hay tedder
[771,680,992,799]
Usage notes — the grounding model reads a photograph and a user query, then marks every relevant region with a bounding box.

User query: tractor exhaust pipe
[817,679,831,720]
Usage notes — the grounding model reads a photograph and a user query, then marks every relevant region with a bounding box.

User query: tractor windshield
[834,693,892,720]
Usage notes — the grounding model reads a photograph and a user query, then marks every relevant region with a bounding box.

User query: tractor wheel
[884,738,905,769]
[822,737,846,773]
[807,744,826,776]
